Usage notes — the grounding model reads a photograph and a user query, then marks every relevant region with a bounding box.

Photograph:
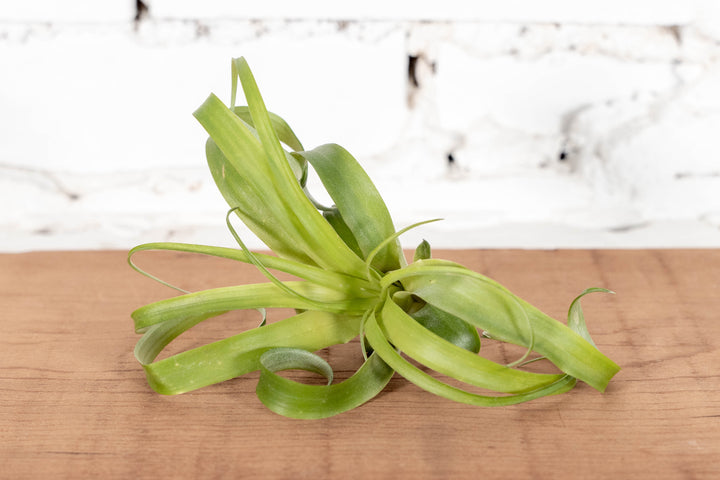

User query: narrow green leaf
[322,208,364,258]
[233,57,299,191]
[568,288,615,348]
[364,218,442,276]
[134,313,215,366]
[224,207,344,312]
[128,242,378,297]
[232,106,304,152]
[232,58,313,202]
[131,281,375,332]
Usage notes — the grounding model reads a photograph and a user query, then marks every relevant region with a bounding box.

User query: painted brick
[0,0,134,23]
[2,5,720,252]
[147,0,697,25]
[434,31,678,137]
[0,21,405,175]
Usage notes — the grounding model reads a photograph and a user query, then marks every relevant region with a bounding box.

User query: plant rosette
[129,57,620,419]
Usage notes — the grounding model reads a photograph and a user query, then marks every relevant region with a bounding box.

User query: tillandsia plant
[129,57,620,419]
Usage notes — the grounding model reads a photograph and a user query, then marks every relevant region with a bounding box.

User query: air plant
[129,57,619,419]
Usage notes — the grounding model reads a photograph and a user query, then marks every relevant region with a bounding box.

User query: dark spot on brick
[408,55,420,88]
[666,25,682,45]
[195,21,210,38]
[134,0,148,22]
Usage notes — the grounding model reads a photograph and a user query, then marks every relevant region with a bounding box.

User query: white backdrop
[1,1,719,251]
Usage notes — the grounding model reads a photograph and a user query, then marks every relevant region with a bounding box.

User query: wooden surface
[1,249,718,479]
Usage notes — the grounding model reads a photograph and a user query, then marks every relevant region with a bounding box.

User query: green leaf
[388,261,621,391]
[322,208,364,258]
[257,351,394,419]
[381,295,566,394]
[199,100,311,265]
[259,347,334,385]
[568,288,614,348]
[195,71,369,278]
[128,242,377,297]
[413,239,431,262]
[364,218,442,276]
[131,281,375,332]
[137,310,362,395]
[230,106,306,185]
[365,308,577,406]
[408,299,481,354]
[294,143,404,273]
[232,106,304,152]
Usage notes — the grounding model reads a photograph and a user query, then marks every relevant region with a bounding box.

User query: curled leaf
[257,351,394,419]
[568,288,615,348]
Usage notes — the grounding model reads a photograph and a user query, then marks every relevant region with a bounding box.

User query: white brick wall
[1,0,135,22]
[1,1,719,252]
[146,0,696,24]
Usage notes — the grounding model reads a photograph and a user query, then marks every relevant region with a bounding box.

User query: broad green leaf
[199,100,311,264]
[407,299,481,353]
[381,295,565,393]
[137,310,362,395]
[389,262,620,391]
[365,309,577,406]
[294,143,404,273]
[195,89,368,279]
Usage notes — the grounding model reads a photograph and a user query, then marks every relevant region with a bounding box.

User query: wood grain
[1,249,718,479]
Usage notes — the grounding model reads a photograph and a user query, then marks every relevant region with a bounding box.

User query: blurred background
[1,0,719,252]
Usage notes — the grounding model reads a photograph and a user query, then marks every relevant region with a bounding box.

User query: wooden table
[1,249,718,479]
